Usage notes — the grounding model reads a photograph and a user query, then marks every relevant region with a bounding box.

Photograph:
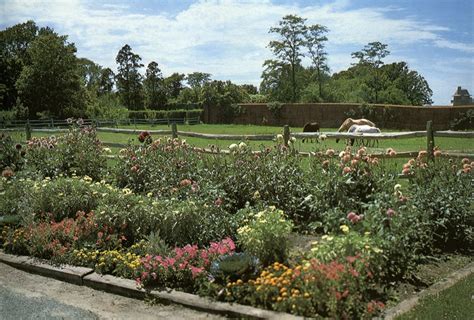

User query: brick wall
[203,103,474,130]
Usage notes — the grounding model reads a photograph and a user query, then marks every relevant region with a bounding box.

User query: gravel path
[0,262,225,320]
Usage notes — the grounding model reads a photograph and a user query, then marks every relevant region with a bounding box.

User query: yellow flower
[340,225,349,233]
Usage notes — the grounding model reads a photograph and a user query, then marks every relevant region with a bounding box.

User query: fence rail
[0,117,200,129]
[2,121,473,159]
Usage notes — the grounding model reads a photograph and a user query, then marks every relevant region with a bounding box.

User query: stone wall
[202,103,474,130]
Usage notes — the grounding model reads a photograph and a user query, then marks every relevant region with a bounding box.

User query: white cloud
[2,0,473,104]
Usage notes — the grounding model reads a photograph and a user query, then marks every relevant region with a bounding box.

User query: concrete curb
[0,252,303,319]
[0,252,93,285]
[382,261,474,319]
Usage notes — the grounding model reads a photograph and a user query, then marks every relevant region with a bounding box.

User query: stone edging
[382,261,474,319]
[0,251,302,319]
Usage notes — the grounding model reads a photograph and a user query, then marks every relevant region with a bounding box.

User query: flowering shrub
[25,123,105,180]
[216,259,384,318]
[0,133,25,171]
[237,206,293,265]
[1,211,121,263]
[137,238,236,291]
[306,147,394,221]
[114,137,204,195]
[407,157,473,252]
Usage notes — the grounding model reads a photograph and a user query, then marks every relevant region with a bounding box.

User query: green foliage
[450,109,474,130]
[115,44,144,110]
[0,20,38,110]
[210,252,260,282]
[25,123,105,179]
[408,159,473,252]
[157,199,235,247]
[85,93,129,119]
[266,101,283,118]
[236,206,293,265]
[0,133,24,171]
[144,61,167,109]
[15,30,87,118]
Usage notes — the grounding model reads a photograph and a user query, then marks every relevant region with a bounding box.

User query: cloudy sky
[1,0,473,104]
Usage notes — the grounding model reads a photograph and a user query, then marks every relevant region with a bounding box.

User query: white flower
[318,134,327,141]
[394,184,402,191]
[290,137,296,143]
[229,143,238,151]
[238,142,247,149]
[276,134,284,142]
[103,147,112,153]
[339,151,345,158]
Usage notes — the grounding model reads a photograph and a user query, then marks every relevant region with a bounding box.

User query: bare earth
[0,262,225,320]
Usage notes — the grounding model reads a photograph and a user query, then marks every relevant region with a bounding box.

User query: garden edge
[0,251,302,319]
[381,260,474,319]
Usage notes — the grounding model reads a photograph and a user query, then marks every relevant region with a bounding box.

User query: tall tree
[186,72,211,102]
[97,67,115,96]
[351,42,390,103]
[115,44,143,110]
[267,14,307,102]
[144,61,167,109]
[15,31,86,118]
[305,24,329,99]
[164,72,186,101]
[0,20,38,110]
[77,57,102,93]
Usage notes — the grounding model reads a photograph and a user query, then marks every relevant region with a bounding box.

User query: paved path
[0,262,225,320]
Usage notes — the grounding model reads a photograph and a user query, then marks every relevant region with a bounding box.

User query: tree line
[0,18,434,120]
[261,14,433,105]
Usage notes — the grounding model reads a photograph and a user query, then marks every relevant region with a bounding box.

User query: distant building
[451,86,473,106]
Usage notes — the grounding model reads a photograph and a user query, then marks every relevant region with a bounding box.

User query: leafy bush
[217,259,384,318]
[236,206,293,265]
[0,133,25,172]
[450,109,474,130]
[157,199,236,247]
[407,157,473,252]
[25,123,105,180]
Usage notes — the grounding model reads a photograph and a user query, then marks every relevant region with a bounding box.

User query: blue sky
[1,0,473,105]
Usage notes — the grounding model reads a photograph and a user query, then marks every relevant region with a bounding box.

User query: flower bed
[0,125,472,318]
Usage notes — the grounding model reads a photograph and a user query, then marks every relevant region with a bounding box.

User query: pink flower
[214,197,223,206]
[190,266,205,278]
[386,208,396,218]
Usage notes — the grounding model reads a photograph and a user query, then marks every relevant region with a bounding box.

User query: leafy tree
[351,42,390,103]
[381,62,433,105]
[115,44,144,110]
[0,20,38,110]
[305,24,329,99]
[144,61,167,109]
[239,84,258,95]
[98,67,115,96]
[15,30,86,118]
[267,14,307,102]
[164,72,186,101]
[186,72,211,102]
[77,57,102,93]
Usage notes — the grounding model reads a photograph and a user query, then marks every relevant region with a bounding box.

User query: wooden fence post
[426,120,434,160]
[283,125,290,147]
[171,122,178,139]
[25,119,31,141]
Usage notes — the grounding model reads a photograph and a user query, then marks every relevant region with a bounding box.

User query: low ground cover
[0,124,472,318]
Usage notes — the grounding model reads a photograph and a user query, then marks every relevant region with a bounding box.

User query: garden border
[0,251,302,319]
[382,261,474,319]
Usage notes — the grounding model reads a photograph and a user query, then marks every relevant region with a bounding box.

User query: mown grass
[4,123,473,155]
[396,273,474,320]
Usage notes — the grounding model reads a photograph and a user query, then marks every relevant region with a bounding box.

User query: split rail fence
[4,121,473,160]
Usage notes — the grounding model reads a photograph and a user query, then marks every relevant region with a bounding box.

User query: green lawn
[3,123,474,155]
[396,273,474,320]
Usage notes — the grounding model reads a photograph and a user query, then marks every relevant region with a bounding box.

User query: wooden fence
[0,117,201,129]
[4,121,472,159]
